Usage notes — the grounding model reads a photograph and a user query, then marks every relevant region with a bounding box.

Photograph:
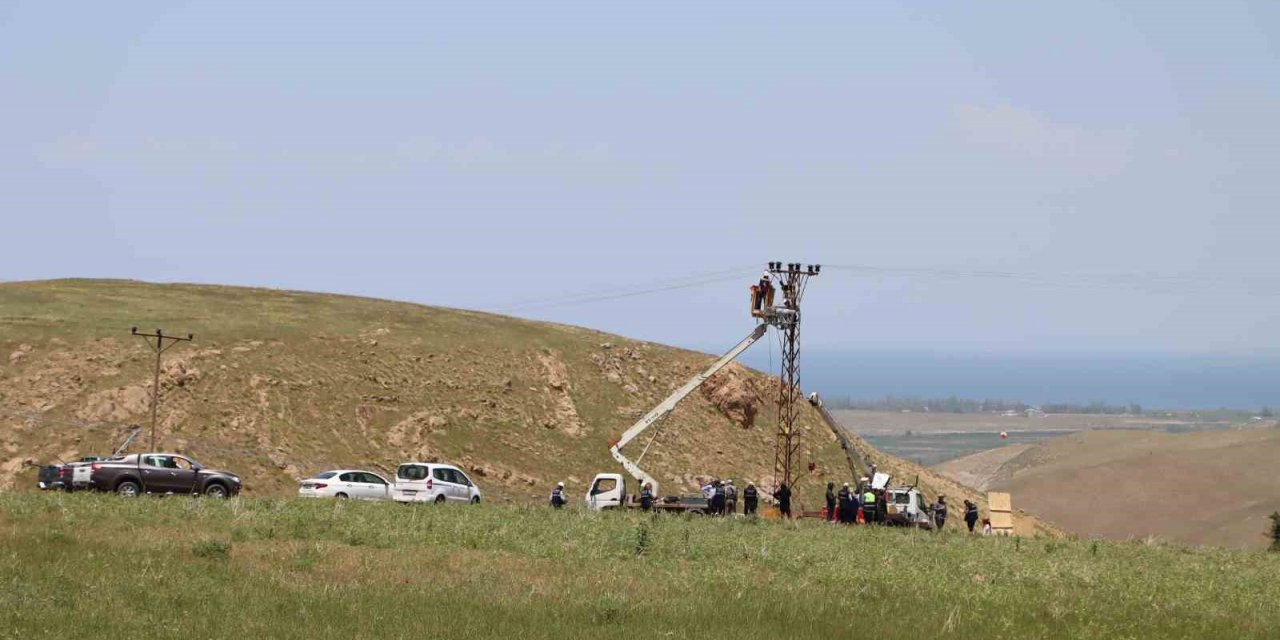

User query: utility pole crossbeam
[131,327,193,452]
[760,261,820,499]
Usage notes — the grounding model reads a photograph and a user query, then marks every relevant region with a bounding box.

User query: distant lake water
[736,350,1280,411]
[863,430,1076,467]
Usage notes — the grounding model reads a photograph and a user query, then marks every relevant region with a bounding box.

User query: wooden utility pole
[131,327,193,451]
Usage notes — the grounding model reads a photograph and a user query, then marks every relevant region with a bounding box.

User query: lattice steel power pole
[131,327,193,451]
[762,262,820,499]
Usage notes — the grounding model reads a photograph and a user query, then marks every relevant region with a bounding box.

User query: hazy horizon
[4,2,1279,358]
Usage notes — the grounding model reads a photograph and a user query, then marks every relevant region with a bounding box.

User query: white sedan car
[298,469,392,501]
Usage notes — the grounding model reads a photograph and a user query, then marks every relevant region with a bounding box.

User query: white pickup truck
[585,472,711,513]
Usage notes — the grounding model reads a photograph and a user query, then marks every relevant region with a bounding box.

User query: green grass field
[2,494,1277,639]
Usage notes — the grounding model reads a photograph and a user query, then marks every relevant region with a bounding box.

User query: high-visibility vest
[863,492,876,506]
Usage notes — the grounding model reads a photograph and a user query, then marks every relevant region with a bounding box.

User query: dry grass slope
[936,428,1280,548]
[1,279,858,506]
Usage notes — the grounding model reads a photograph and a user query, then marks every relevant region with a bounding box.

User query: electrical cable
[821,264,1280,297]
[492,265,759,313]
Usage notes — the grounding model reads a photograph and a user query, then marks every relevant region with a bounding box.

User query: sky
[3,1,1279,357]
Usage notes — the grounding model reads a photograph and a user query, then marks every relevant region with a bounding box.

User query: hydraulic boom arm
[609,324,768,497]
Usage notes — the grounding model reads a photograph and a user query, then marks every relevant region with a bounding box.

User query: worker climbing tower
[755,261,820,495]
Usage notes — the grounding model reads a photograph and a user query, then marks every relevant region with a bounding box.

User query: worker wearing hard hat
[837,482,856,524]
[724,479,738,515]
[640,482,654,511]
[549,482,567,508]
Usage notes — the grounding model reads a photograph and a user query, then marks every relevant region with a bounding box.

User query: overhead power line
[483,262,1280,317]
[822,264,1280,297]
[491,265,760,313]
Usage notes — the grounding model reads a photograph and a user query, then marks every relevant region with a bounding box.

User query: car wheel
[205,483,229,499]
[470,496,480,505]
[434,494,447,504]
[335,492,349,500]
[116,480,141,497]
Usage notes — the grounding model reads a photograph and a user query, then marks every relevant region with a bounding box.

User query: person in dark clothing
[640,483,654,511]
[932,495,948,531]
[773,483,792,518]
[549,482,567,508]
[711,480,727,516]
[837,483,855,524]
[743,482,759,515]
[825,482,837,521]
[876,490,888,524]
[964,499,979,532]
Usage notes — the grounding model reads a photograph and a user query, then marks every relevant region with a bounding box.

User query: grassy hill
[3,493,1277,639]
[0,279,873,506]
[935,427,1280,548]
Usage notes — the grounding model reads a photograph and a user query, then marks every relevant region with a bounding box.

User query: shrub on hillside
[1269,512,1280,552]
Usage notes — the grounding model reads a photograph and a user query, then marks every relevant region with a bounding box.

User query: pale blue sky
[3,1,1278,354]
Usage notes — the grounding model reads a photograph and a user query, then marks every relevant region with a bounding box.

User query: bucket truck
[585,324,767,512]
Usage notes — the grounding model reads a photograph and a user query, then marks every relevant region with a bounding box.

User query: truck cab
[885,487,934,529]
[585,473,626,510]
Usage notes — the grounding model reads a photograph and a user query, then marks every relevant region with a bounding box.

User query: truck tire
[204,483,229,499]
[116,480,141,497]
[434,494,447,504]
[470,496,480,505]
[335,492,349,500]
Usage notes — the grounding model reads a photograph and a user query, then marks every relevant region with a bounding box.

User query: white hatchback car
[298,470,392,501]
[392,462,482,504]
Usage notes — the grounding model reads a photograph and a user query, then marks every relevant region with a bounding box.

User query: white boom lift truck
[585,324,768,512]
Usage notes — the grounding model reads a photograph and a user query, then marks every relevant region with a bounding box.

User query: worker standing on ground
[932,495,948,531]
[550,482,567,509]
[861,487,878,524]
[964,499,979,532]
[825,482,837,521]
[837,483,855,524]
[701,478,715,506]
[743,482,759,515]
[725,479,738,515]
[640,482,654,511]
[773,483,793,518]
[712,480,727,515]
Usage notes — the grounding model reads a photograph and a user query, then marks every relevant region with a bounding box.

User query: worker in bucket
[743,482,759,515]
[724,479,738,515]
[549,482,567,508]
[640,482,654,511]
